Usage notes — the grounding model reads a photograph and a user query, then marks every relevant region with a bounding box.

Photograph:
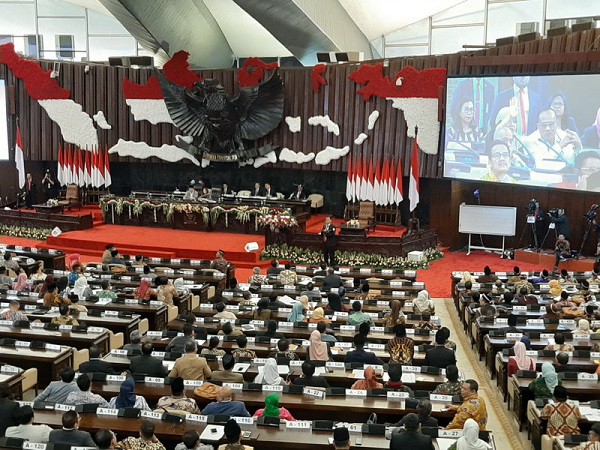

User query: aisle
[435,298,528,450]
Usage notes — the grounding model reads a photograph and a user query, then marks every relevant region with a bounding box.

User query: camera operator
[548,209,570,241]
[528,199,546,249]
[554,234,571,271]
[41,170,56,201]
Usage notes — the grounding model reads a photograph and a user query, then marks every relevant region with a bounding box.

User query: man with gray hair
[123,330,143,352]
[168,341,211,380]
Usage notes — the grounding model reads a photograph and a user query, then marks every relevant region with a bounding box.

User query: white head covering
[73,277,89,299]
[414,290,431,311]
[254,358,283,386]
[461,271,473,283]
[173,277,189,296]
[456,418,488,450]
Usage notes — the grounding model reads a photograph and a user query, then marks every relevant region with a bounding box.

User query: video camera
[584,204,599,222]
[528,199,538,214]
[548,209,564,218]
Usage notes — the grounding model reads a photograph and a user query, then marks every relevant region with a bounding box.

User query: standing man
[321,216,337,266]
[24,173,36,207]
[41,170,56,201]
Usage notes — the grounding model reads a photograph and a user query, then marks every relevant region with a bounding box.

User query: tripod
[579,219,596,258]
[539,222,557,250]
[518,216,538,250]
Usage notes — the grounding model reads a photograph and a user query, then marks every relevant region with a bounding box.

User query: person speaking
[320,217,337,266]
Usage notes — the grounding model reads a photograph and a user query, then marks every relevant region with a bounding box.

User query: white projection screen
[0,79,8,160]
[443,74,600,193]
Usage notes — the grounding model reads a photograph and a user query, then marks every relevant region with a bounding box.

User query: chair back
[308,194,324,208]
[237,190,251,197]
[66,184,79,201]
[358,201,375,219]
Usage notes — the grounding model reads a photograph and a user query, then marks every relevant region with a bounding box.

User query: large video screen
[443,74,600,192]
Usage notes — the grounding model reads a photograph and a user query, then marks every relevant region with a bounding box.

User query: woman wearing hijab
[582,108,600,149]
[13,271,29,292]
[448,418,489,450]
[529,362,561,399]
[323,293,347,315]
[287,302,305,323]
[134,280,155,300]
[576,319,592,334]
[460,272,473,283]
[308,307,331,324]
[253,358,287,386]
[414,290,435,315]
[252,393,296,421]
[308,329,330,362]
[383,300,406,328]
[350,366,383,390]
[520,335,532,350]
[107,377,151,411]
[549,280,563,298]
[173,277,190,297]
[73,277,92,301]
[508,341,535,377]
[299,295,312,312]
[68,254,82,271]
[30,262,46,282]
[253,298,272,320]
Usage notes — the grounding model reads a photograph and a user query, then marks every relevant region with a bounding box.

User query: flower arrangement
[46,199,59,206]
[257,211,299,231]
[0,224,52,241]
[346,219,360,228]
[261,244,443,269]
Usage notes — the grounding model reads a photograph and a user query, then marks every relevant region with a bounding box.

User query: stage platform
[514,248,597,271]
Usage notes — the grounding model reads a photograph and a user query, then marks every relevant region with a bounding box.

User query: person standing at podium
[320,216,337,266]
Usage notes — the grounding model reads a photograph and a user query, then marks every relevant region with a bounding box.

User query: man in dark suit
[78,345,114,374]
[320,216,337,266]
[292,361,330,388]
[321,267,342,291]
[49,411,96,446]
[554,352,577,373]
[390,413,434,450]
[252,182,265,197]
[267,260,284,276]
[452,77,495,132]
[0,382,18,436]
[264,182,275,198]
[130,342,168,377]
[424,329,457,369]
[344,334,384,365]
[24,173,37,208]
[490,76,543,135]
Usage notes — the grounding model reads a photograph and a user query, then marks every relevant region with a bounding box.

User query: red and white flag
[366,155,374,202]
[57,147,63,185]
[97,147,106,187]
[345,153,354,202]
[104,147,112,188]
[83,149,91,186]
[354,153,363,202]
[384,158,393,206]
[409,139,419,211]
[395,155,404,205]
[77,148,85,187]
[65,147,72,185]
[15,126,25,189]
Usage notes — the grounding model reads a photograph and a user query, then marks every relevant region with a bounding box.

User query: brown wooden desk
[0,324,110,353]
[1,245,66,270]
[0,345,72,387]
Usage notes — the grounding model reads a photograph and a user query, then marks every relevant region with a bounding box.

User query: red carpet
[418,249,542,298]
[39,225,266,265]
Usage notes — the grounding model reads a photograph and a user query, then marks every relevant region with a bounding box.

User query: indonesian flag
[15,126,25,189]
[65,147,72,185]
[359,154,368,201]
[382,158,391,206]
[77,148,85,187]
[57,147,63,185]
[345,153,353,202]
[409,139,419,211]
[364,155,374,201]
[373,157,382,205]
[97,147,105,187]
[104,147,112,188]
[354,153,363,202]
[83,149,91,186]
[395,156,404,205]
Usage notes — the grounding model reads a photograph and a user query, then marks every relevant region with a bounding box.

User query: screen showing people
[443,74,600,192]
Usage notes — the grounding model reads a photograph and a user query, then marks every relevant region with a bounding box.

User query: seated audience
[347,301,373,326]
[323,292,347,315]
[267,260,283,276]
[257,320,285,339]
[309,307,331,324]
[48,410,96,446]
[288,301,306,323]
[253,298,272,320]
[386,365,412,394]
[269,338,297,361]
[344,334,384,365]
[119,420,165,450]
[529,362,561,399]
[351,366,383,390]
[447,418,488,450]
[0,267,13,287]
[108,377,151,411]
[572,423,600,450]
[252,393,296,421]
[383,299,406,327]
[175,430,213,450]
[43,283,69,307]
[0,382,18,435]
[202,386,250,417]
[6,405,52,442]
[218,418,253,450]
[425,329,457,369]
[415,311,438,331]
[211,250,229,274]
[432,365,462,396]
[166,323,195,353]
[156,277,178,306]
[292,361,330,388]
[300,283,321,301]
[414,290,435,315]
[232,335,256,360]
[576,319,592,334]
[51,304,79,326]
[214,302,237,320]
[308,329,330,362]
[387,324,414,364]
[544,332,575,352]
[254,358,287,386]
[13,271,29,292]
[2,300,28,322]
[279,264,297,285]
[321,267,342,291]
[477,295,497,318]
[332,427,350,450]
[390,413,434,450]
[131,342,168,377]
[134,279,155,300]
[169,341,211,380]
[211,354,245,384]
[478,266,498,283]
[98,280,117,301]
[131,255,146,268]
[248,267,266,285]
[35,367,78,404]
[64,373,109,407]
[156,376,200,414]
[540,385,582,437]
[317,321,337,343]
[201,336,226,357]
[218,321,244,337]
[508,341,535,377]
[102,245,115,264]
[555,351,578,373]
[79,345,115,374]
[446,379,487,430]
[73,276,92,301]
[268,292,287,310]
